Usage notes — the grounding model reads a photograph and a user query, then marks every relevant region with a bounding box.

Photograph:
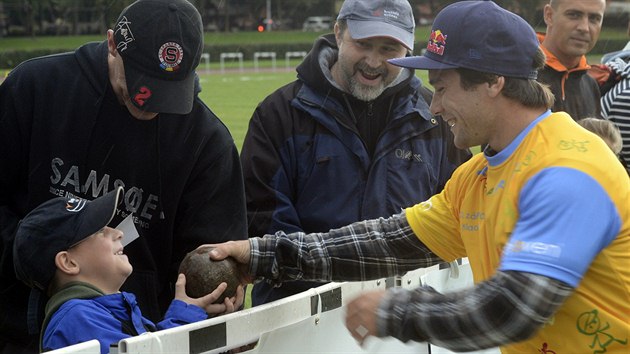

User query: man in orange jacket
[537,0,606,119]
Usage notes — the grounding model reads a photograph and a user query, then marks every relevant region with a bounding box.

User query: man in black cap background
[240,0,471,307]
[12,187,241,353]
[0,0,247,352]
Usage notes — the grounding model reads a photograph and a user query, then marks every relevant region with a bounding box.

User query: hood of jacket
[74,41,110,100]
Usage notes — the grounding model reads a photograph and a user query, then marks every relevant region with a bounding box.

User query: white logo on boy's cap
[66,198,87,212]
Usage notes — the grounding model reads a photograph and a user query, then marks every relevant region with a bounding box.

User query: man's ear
[55,251,80,276]
[543,4,553,27]
[487,76,505,98]
[106,29,118,57]
[334,22,342,47]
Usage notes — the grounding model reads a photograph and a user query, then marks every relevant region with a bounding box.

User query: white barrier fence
[219,52,244,72]
[48,259,500,354]
[253,52,277,71]
[196,51,306,72]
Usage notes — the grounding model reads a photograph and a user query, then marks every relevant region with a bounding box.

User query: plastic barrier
[46,339,100,354]
[46,259,500,354]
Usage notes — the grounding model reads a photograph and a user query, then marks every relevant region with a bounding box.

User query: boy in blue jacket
[12,187,242,354]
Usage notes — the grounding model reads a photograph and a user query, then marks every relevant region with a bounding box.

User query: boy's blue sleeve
[156,299,207,329]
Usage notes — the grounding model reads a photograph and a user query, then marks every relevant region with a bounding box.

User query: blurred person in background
[598,18,630,175]
[537,0,606,119]
[577,117,628,175]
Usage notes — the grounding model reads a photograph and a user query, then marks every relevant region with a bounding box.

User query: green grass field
[199,70,297,149]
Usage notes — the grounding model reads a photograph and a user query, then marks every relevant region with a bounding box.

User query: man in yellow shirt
[208,1,630,352]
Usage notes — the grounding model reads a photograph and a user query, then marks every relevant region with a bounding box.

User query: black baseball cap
[13,187,123,292]
[337,0,415,51]
[113,0,203,115]
[389,1,539,79]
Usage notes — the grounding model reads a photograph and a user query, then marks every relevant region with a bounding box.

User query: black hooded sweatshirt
[0,41,247,349]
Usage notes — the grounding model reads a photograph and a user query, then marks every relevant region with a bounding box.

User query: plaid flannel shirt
[249,211,573,351]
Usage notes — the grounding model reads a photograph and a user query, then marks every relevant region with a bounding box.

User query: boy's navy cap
[337,0,415,50]
[113,0,203,115]
[13,187,123,292]
[389,1,539,79]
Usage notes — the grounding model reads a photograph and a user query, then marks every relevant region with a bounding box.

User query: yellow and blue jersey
[406,111,630,353]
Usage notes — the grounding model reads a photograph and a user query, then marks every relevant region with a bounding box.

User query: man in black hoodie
[0,0,247,352]
[241,0,472,307]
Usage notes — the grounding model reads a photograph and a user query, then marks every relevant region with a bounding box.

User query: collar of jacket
[537,32,590,73]
[40,282,104,351]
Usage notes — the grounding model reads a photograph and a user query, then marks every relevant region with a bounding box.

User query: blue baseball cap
[13,188,123,292]
[389,1,539,79]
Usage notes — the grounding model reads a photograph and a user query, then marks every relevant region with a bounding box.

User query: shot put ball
[179,246,240,303]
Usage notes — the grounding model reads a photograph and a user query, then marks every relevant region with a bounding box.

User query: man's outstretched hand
[203,240,254,284]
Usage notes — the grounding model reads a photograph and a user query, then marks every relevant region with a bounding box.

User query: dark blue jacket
[42,282,206,354]
[241,34,471,305]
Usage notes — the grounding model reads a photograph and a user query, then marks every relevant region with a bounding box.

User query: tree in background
[0,0,621,36]
[1,0,127,36]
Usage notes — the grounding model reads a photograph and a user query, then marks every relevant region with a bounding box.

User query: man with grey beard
[240,0,472,306]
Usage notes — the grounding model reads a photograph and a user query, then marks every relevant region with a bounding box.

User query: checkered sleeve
[377,271,573,351]
[249,211,442,283]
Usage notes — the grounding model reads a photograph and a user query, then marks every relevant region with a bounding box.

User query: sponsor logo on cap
[66,198,87,212]
[427,29,447,56]
[371,8,400,20]
[383,9,400,20]
[115,16,135,53]
[134,86,152,107]
[158,42,183,72]
[372,9,383,17]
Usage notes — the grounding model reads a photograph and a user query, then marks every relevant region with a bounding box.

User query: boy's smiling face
[67,226,132,294]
